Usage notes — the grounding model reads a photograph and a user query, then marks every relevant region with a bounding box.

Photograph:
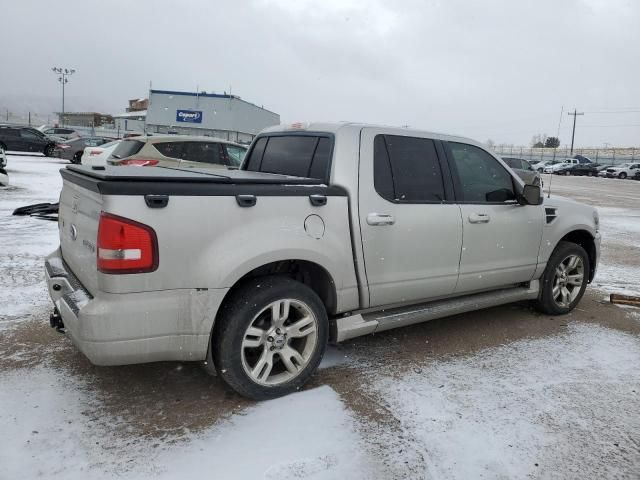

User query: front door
[445,141,543,293]
[358,129,463,308]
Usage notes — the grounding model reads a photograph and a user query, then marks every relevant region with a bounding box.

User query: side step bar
[334,281,539,342]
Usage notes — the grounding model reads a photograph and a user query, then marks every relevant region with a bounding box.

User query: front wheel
[72,151,82,164]
[565,170,571,176]
[619,172,627,179]
[213,276,328,400]
[536,241,589,315]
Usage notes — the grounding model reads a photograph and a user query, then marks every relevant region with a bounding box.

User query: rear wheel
[213,276,328,400]
[536,241,589,315]
[72,151,82,164]
[619,172,627,179]
[565,170,571,176]
[44,144,55,157]
[587,171,593,177]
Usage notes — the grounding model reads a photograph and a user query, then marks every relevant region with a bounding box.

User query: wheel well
[220,259,337,315]
[560,230,596,282]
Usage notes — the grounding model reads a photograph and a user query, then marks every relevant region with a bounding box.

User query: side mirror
[520,184,542,205]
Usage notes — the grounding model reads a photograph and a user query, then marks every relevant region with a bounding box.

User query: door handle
[367,213,395,226]
[468,213,490,224]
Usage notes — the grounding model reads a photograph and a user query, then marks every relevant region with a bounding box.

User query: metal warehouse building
[145,89,280,144]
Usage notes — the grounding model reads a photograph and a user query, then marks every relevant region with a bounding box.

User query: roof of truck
[260,122,486,147]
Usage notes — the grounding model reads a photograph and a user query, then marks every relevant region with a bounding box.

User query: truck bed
[61,165,344,196]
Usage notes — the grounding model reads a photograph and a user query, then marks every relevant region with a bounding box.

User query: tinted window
[225,145,247,167]
[153,141,184,159]
[260,136,317,177]
[374,134,445,203]
[0,128,19,137]
[182,142,223,164]
[245,137,267,170]
[245,135,332,179]
[20,129,43,139]
[111,139,144,159]
[449,142,516,203]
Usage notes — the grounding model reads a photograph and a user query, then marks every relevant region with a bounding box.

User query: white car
[81,140,121,166]
[543,158,586,173]
[604,163,640,179]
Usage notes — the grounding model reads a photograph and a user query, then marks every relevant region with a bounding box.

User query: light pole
[567,109,584,155]
[51,67,76,126]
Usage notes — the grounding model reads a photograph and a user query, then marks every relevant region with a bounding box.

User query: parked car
[107,135,247,168]
[46,122,600,400]
[81,140,120,167]
[531,159,561,172]
[53,137,115,163]
[543,158,587,173]
[501,157,541,185]
[597,165,615,177]
[0,144,6,169]
[38,126,80,140]
[605,163,640,179]
[573,154,593,164]
[0,126,57,156]
[557,163,607,176]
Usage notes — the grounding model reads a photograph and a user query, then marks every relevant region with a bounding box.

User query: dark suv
[0,126,57,156]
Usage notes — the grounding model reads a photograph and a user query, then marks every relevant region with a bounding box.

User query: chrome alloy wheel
[552,255,585,307]
[241,299,318,386]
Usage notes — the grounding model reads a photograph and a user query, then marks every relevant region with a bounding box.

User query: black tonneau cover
[61,165,346,196]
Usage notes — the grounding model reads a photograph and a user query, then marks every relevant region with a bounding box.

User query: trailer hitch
[49,309,65,333]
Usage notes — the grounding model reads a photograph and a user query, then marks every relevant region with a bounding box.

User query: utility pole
[567,109,584,155]
[51,67,76,126]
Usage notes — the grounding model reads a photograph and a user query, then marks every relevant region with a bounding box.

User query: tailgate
[59,177,102,295]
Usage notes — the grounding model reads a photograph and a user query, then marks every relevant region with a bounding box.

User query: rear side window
[181,142,223,165]
[111,140,144,159]
[374,134,445,203]
[244,135,332,179]
[153,141,184,159]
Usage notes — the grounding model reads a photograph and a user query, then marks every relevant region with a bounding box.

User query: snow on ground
[0,369,372,479]
[367,323,640,479]
[1,154,640,479]
[594,206,640,296]
[0,155,61,324]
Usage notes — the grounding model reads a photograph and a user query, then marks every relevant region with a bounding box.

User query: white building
[143,89,280,144]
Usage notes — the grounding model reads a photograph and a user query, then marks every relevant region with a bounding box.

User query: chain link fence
[493,145,637,166]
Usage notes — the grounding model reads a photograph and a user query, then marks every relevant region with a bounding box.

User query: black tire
[587,171,593,177]
[536,241,590,315]
[619,172,627,179]
[565,170,571,176]
[72,151,82,164]
[0,143,6,152]
[213,276,329,400]
[44,144,55,157]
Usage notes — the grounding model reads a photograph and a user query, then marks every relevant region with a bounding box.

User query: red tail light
[88,149,102,156]
[119,159,159,166]
[97,213,158,274]
[58,144,71,149]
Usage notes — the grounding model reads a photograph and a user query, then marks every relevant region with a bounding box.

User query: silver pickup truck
[45,122,600,400]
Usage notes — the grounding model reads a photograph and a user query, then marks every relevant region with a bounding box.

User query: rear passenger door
[358,128,463,307]
[445,142,543,293]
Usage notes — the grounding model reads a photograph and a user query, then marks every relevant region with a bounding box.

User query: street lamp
[51,67,76,126]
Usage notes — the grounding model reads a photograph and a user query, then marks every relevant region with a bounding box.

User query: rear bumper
[44,248,229,366]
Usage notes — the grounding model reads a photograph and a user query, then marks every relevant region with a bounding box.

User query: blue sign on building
[176,110,203,123]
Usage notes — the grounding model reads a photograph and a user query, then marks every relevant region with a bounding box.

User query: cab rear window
[244,135,332,179]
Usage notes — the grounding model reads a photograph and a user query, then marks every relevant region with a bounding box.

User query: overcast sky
[2,0,639,146]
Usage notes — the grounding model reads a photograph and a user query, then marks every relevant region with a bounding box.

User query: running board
[334,281,539,342]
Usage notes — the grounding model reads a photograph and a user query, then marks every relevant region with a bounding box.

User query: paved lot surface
[1,156,639,479]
